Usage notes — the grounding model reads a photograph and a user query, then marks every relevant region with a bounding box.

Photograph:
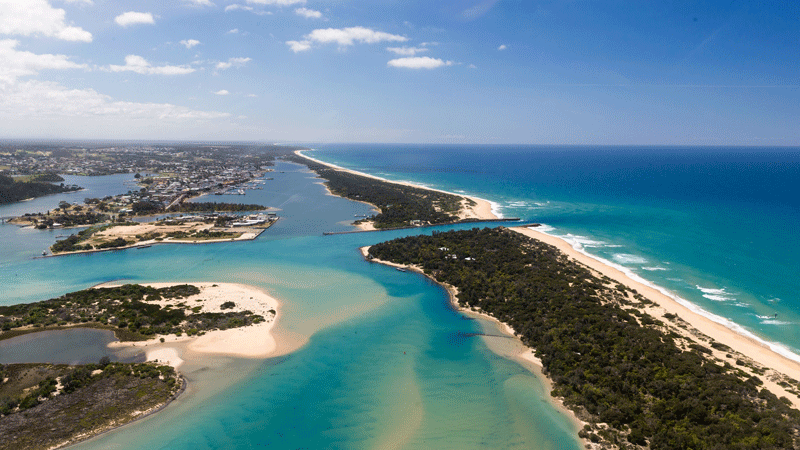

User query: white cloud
[497,44,507,50]
[180,39,201,49]
[386,46,428,56]
[462,0,501,21]
[216,57,251,70]
[224,4,271,15]
[247,0,305,5]
[387,56,454,69]
[214,89,229,95]
[114,11,155,27]
[107,55,195,75]
[227,28,240,34]
[286,40,311,53]
[183,0,214,6]
[0,79,230,126]
[62,0,93,4]
[225,4,252,12]
[292,27,407,52]
[247,93,258,98]
[0,0,92,42]
[468,64,477,69]
[0,39,87,83]
[295,7,322,19]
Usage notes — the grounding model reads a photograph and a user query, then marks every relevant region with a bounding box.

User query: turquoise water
[0,173,135,261]
[305,144,800,362]
[2,161,582,450]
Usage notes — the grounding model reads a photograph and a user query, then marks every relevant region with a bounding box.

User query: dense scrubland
[0,284,266,341]
[289,154,468,228]
[0,361,182,450]
[0,174,80,204]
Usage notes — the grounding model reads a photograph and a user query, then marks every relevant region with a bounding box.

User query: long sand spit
[103,282,281,368]
[294,150,498,224]
[511,226,800,410]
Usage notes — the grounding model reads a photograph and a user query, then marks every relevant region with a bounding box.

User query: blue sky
[0,0,798,144]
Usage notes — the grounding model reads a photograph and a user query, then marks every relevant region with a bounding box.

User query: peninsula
[366,227,800,449]
[290,150,499,229]
[0,173,81,205]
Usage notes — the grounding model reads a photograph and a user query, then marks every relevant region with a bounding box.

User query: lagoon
[2,160,582,449]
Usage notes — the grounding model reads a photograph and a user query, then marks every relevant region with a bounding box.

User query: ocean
[2,145,798,449]
[305,144,800,362]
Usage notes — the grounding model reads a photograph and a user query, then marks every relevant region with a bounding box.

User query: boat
[396,267,406,272]
[42,250,47,256]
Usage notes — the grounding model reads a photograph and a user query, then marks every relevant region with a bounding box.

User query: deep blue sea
[306,144,800,361]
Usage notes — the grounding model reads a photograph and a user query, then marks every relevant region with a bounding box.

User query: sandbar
[103,282,280,367]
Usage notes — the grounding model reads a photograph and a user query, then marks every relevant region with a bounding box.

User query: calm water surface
[2,160,582,450]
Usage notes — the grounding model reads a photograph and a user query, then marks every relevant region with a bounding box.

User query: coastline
[25,282,281,450]
[294,150,498,223]
[511,226,800,410]
[359,246,590,445]
[42,224,272,258]
[102,282,281,367]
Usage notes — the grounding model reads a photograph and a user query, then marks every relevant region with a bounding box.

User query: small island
[0,282,280,449]
[47,212,277,255]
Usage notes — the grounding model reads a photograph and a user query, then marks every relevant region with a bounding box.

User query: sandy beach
[362,223,800,446]
[295,150,498,224]
[103,282,280,368]
[511,226,800,410]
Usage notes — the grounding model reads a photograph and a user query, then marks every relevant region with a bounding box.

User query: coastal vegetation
[0,174,81,205]
[0,360,182,450]
[369,228,800,449]
[0,284,266,342]
[289,154,470,228]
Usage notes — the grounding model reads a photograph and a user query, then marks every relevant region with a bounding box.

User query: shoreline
[40,225,272,258]
[511,226,800,410]
[51,282,282,449]
[294,150,498,223]
[359,246,590,445]
[101,282,282,367]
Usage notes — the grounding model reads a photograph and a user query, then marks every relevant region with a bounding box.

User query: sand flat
[103,282,280,366]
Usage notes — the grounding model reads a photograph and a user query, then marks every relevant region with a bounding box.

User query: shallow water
[306,144,800,361]
[2,160,582,450]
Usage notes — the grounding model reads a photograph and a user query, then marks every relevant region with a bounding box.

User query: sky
[0,0,798,145]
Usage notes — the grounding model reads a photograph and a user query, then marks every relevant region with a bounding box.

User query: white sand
[296,150,498,223]
[512,226,800,409]
[103,282,279,367]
